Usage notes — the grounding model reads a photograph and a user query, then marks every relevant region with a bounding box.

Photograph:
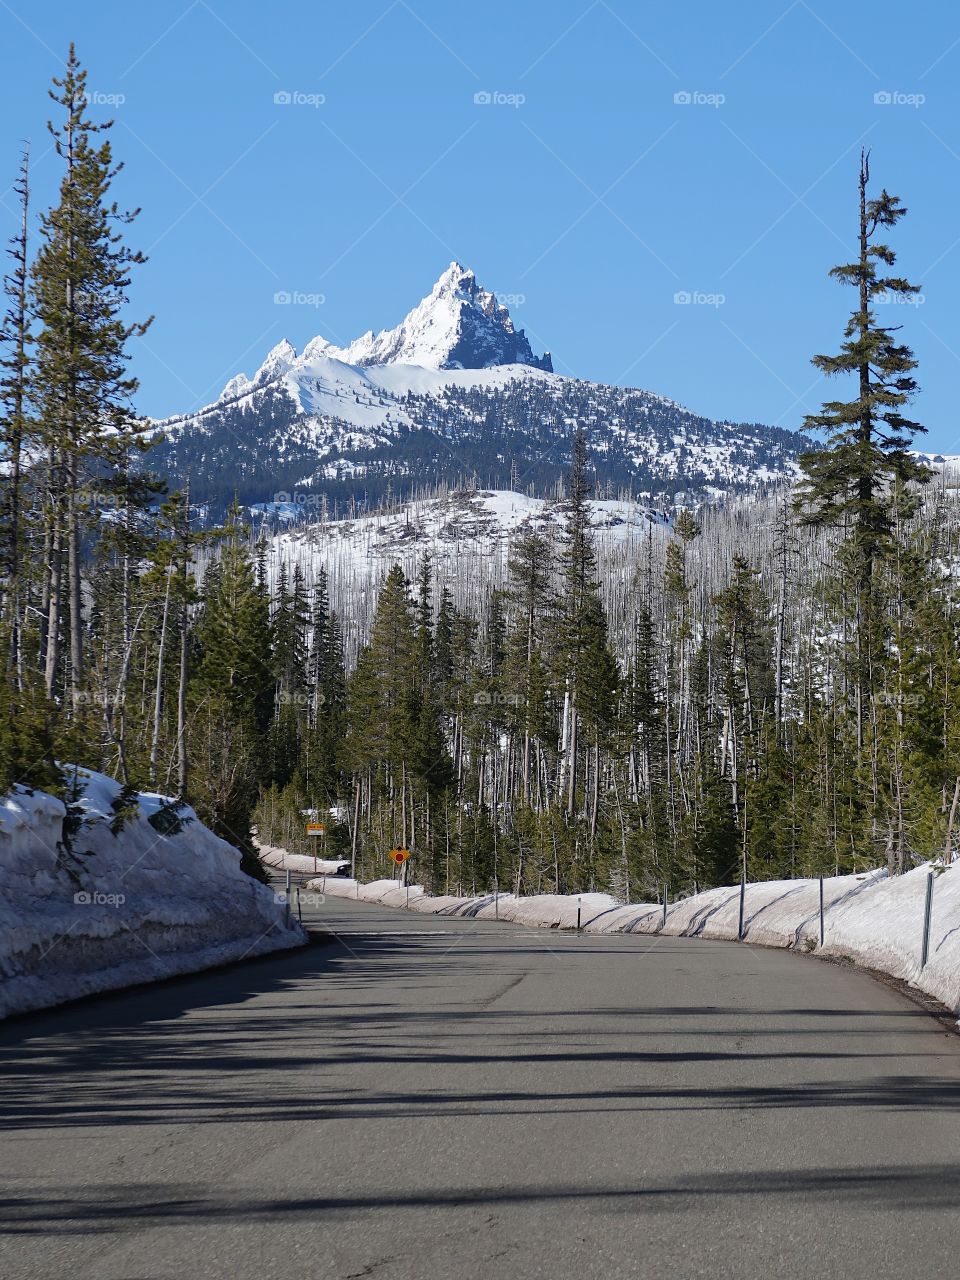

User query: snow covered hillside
[0,769,306,1018]
[290,862,960,1020]
[258,487,668,583]
[148,263,803,516]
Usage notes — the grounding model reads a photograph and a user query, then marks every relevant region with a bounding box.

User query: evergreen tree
[557,428,617,819]
[32,45,153,706]
[503,528,554,809]
[189,510,273,874]
[796,151,928,741]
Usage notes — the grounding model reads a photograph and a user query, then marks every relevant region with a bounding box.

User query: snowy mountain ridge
[150,263,805,516]
[212,264,551,402]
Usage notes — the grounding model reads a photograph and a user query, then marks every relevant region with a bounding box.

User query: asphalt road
[2,886,960,1280]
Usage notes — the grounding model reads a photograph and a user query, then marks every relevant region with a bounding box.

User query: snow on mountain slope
[257,488,669,594]
[914,452,960,481]
[166,350,556,440]
[287,353,559,428]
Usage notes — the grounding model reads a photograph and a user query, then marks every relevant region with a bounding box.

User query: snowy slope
[260,488,669,582]
[188,262,552,423]
[914,452,960,481]
[165,347,558,440]
[0,769,305,1018]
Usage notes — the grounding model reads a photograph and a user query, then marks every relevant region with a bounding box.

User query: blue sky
[1,1,959,449]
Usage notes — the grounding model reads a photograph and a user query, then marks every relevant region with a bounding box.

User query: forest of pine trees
[1,54,955,902]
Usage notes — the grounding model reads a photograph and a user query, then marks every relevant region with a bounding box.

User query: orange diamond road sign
[306,822,326,836]
[390,848,410,864]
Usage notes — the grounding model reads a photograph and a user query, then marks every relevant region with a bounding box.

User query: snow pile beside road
[304,863,960,1016]
[0,769,306,1019]
[259,846,349,876]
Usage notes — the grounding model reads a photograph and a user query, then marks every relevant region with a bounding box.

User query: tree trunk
[67,468,83,707]
[44,514,63,698]
[149,565,174,787]
[944,777,960,865]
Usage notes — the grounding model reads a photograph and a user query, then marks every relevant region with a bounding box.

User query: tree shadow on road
[3,1163,960,1237]
[1,925,959,1137]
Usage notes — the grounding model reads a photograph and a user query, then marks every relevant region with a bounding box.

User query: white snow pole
[576,896,582,932]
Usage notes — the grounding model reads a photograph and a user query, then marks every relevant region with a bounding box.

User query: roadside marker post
[494,881,499,921]
[819,877,825,948]
[921,870,935,969]
[662,884,668,930]
[577,896,582,932]
[306,821,326,874]
[738,875,746,941]
[388,848,411,904]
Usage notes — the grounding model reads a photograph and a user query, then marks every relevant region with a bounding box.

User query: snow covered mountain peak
[425,260,493,312]
[257,337,297,379]
[213,263,552,405]
[312,262,550,373]
[300,334,335,362]
[435,259,474,290]
[218,337,297,402]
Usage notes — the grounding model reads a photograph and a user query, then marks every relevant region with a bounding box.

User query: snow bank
[0,769,306,1019]
[305,864,960,1016]
[259,845,349,875]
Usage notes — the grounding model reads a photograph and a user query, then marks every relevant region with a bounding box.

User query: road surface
[2,886,960,1279]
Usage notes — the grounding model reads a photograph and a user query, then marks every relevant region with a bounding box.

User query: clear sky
[1,1,959,449]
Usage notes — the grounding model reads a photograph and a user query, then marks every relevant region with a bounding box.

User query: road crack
[476,973,527,1008]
